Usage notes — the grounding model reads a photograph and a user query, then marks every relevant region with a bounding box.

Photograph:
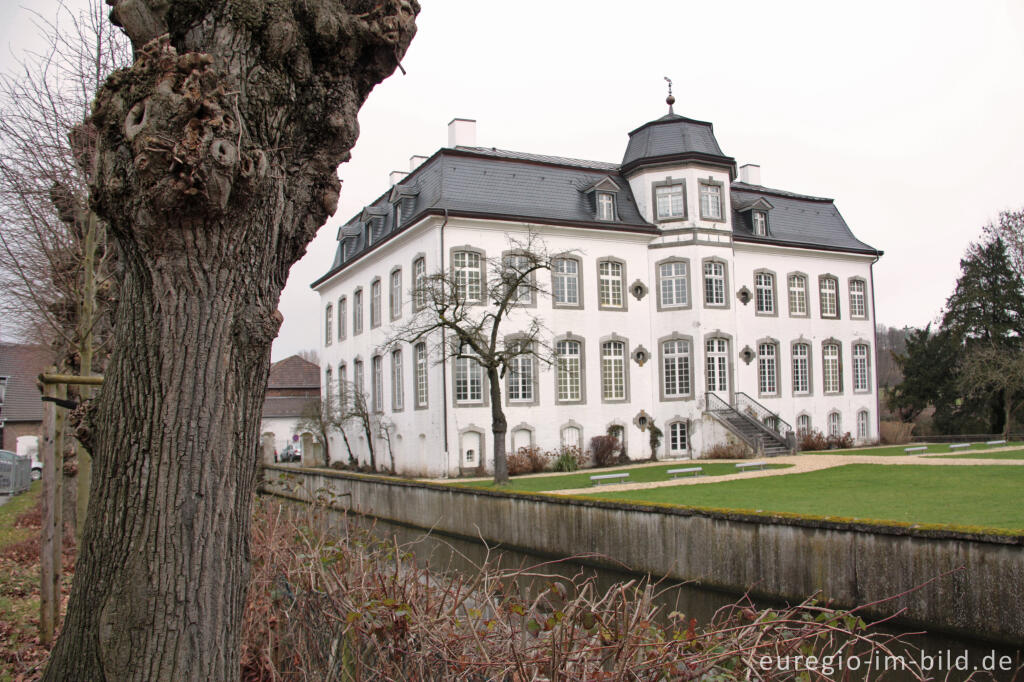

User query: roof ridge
[731,181,833,203]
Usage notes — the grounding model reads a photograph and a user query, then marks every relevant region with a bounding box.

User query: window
[372,356,383,411]
[394,201,402,228]
[857,410,870,439]
[561,425,582,449]
[820,276,839,318]
[654,182,685,220]
[823,342,841,394]
[454,354,483,404]
[788,274,808,316]
[0,376,7,404]
[755,272,775,314]
[507,344,534,403]
[601,340,626,401]
[797,414,811,437]
[596,192,615,221]
[703,261,726,306]
[338,364,347,409]
[828,411,842,438]
[850,279,867,318]
[792,343,810,395]
[324,366,332,401]
[758,343,778,396]
[390,269,402,320]
[353,289,363,334]
[337,297,347,340]
[413,257,427,310]
[752,210,767,235]
[391,350,404,411]
[853,343,870,392]
[370,279,381,328]
[658,261,688,308]
[552,257,580,307]
[556,340,582,402]
[414,343,428,408]
[668,422,688,454]
[325,304,333,345]
[353,359,364,398]
[598,260,624,309]
[662,339,691,398]
[699,180,723,220]
[706,338,729,392]
[453,250,483,303]
[503,253,533,304]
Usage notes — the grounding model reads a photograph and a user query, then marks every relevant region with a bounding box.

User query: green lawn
[451,461,792,493]
[0,481,40,549]
[803,442,1024,457]
[580,464,1024,532]
[925,449,1024,460]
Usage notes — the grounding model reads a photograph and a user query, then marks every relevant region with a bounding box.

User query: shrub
[798,428,829,452]
[506,446,552,476]
[827,432,855,450]
[589,435,622,468]
[880,420,914,444]
[702,441,754,460]
[552,445,586,472]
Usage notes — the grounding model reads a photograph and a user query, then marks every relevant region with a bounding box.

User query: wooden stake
[53,382,66,630]
[39,371,56,647]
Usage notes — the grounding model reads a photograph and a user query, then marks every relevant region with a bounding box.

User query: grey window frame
[596,191,616,221]
[412,255,427,311]
[848,277,868,319]
[787,272,809,318]
[857,410,870,440]
[599,334,630,403]
[597,257,627,311]
[501,250,537,308]
[371,354,383,412]
[791,340,813,396]
[391,348,404,412]
[414,342,428,410]
[655,257,692,311]
[551,255,584,309]
[337,296,347,340]
[559,420,585,449]
[704,333,733,397]
[452,352,486,407]
[353,357,364,399]
[698,178,725,222]
[752,210,767,235]
[753,269,778,317]
[652,178,687,223]
[827,410,842,438]
[450,246,487,306]
[796,413,811,437]
[504,336,539,407]
[325,303,333,345]
[822,339,843,395]
[819,274,840,319]
[389,267,403,321]
[370,278,382,329]
[701,257,730,309]
[353,288,363,335]
[757,339,780,398]
[659,333,694,402]
[665,419,690,456]
[554,334,587,405]
[852,342,871,393]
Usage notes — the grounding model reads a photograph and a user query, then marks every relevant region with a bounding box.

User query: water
[309,505,1023,681]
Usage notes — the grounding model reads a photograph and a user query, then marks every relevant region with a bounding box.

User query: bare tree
[982,209,1024,276]
[958,344,1024,439]
[44,2,418,680]
[0,0,129,537]
[296,348,320,364]
[386,233,557,484]
[293,397,333,466]
[341,379,381,471]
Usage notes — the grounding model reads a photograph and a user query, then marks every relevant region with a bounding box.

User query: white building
[313,108,881,477]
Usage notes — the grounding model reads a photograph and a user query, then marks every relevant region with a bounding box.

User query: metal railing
[0,451,31,495]
[734,392,793,439]
[705,391,732,413]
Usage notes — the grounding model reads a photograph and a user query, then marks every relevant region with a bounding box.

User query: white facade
[314,114,880,477]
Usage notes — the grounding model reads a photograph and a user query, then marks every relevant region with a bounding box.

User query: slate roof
[267,355,320,390]
[314,114,878,286]
[0,343,53,423]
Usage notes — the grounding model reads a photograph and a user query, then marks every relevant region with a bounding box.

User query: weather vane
[664,76,675,114]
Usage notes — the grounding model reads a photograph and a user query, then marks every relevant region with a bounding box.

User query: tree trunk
[488,366,508,484]
[44,2,417,679]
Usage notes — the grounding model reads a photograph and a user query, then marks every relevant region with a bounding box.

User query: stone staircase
[705,392,793,456]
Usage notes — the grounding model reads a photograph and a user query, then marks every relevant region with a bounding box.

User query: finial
[664,76,675,114]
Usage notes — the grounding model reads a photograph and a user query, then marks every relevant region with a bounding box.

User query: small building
[0,343,53,454]
[260,355,321,465]
[313,106,881,477]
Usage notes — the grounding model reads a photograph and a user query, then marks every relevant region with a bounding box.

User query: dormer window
[597,192,615,221]
[752,210,767,235]
[653,180,686,222]
[394,201,402,228]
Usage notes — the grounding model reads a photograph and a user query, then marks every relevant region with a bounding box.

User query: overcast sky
[3,1,1022,361]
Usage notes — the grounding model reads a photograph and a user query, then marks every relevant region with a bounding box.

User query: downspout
[869,253,882,440]
[440,209,450,476]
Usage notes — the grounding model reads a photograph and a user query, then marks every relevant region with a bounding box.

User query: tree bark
[488,365,508,484]
[44,2,417,679]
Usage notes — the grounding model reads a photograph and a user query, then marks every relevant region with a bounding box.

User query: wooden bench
[590,473,629,485]
[903,446,927,453]
[667,467,703,478]
[986,439,1007,446]
[735,461,766,472]
[948,443,972,450]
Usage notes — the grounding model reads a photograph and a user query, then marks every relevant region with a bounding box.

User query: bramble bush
[506,446,552,475]
[589,435,622,468]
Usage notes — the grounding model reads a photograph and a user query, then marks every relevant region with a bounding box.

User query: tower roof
[621,113,735,176]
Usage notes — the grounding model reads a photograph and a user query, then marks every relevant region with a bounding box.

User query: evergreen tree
[941,237,1024,344]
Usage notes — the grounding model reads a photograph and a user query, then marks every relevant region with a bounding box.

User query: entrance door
[705,338,730,402]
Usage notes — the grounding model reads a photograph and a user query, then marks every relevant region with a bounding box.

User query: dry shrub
[552,445,586,472]
[701,441,754,460]
[880,420,915,444]
[589,435,621,468]
[241,498,935,681]
[799,428,830,451]
[828,432,855,449]
[506,446,552,476]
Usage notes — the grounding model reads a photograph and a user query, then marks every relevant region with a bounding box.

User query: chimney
[447,117,477,148]
[409,155,428,171]
[739,164,761,186]
[389,170,408,186]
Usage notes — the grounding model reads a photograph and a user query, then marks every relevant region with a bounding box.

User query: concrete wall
[262,465,1024,646]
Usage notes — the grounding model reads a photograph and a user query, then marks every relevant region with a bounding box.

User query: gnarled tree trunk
[44,2,417,679]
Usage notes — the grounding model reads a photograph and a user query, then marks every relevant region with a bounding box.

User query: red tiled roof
[268,355,320,389]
